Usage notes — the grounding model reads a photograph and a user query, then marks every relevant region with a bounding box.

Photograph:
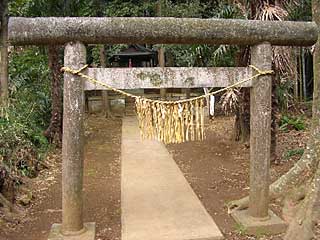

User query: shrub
[284,148,304,160]
[0,47,51,179]
[279,115,306,131]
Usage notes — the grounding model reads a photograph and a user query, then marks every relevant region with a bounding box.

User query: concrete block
[48,222,96,240]
[231,209,287,236]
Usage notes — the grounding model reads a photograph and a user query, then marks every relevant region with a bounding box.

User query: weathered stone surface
[8,17,317,46]
[84,67,253,90]
[48,222,96,240]
[231,209,287,236]
[61,41,86,234]
[249,43,272,218]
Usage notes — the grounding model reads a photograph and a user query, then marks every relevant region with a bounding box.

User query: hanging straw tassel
[178,103,185,143]
[160,103,166,142]
[195,99,200,140]
[190,101,195,141]
[145,100,154,139]
[152,102,160,141]
[135,96,206,144]
[200,98,205,140]
[135,98,144,137]
[184,103,189,142]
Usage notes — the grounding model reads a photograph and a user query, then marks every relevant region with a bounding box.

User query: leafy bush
[0,47,51,178]
[276,79,294,112]
[279,115,306,131]
[105,0,155,17]
[284,148,304,160]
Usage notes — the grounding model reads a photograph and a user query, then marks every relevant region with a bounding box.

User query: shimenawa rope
[61,65,273,144]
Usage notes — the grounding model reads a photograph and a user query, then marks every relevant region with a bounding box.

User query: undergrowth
[279,115,306,132]
[0,47,51,188]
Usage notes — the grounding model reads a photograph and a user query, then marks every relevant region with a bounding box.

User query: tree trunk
[157,0,167,99]
[271,70,280,162]
[0,0,8,107]
[284,152,320,240]
[234,47,250,142]
[293,48,299,100]
[229,2,320,238]
[158,47,167,99]
[234,2,279,158]
[233,1,261,142]
[44,45,63,144]
[99,45,111,118]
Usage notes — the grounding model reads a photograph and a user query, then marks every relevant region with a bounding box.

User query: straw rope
[61,65,273,144]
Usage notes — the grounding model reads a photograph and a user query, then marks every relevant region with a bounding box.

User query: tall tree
[43,45,62,143]
[231,0,296,163]
[92,0,111,117]
[0,0,9,107]
[157,0,167,99]
[282,1,320,238]
[28,0,87,143]
[229,2,320,238]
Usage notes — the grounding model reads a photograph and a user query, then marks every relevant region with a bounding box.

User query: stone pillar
[249,42,272,219]
[62,41,86,234]
[231,42,287,235]
[48,41,95,240]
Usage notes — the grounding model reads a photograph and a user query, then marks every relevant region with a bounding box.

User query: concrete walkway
[121,117,224,240]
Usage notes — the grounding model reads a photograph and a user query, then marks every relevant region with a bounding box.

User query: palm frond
[212,45,231,65]
[219,88,240,115]
[256,3,288,20]
[273,46,296,80]
[254,1,296,81]
[232,0,249,19]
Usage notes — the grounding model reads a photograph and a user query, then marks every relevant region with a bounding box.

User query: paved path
[121,117,224,240]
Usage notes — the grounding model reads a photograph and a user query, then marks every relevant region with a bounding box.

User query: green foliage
[279,115,306,132]
[150,1,238,68]
[276,79,294,112]
[90,44,127,67]
[162,44,237,67]
[234,222,247,235]
[105,0,155,17]
[163,0,203,18]
[284,148,304,160]
[8,0,33,16]
[0,47,51,178]
[9,0,91,17]
[287,0,312,21]
[211,2,244,19]
[9,48,51,126]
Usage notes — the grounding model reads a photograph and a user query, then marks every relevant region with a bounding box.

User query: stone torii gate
[7,17,318,239]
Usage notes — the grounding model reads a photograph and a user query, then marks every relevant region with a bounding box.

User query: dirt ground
[0,115,311,240]
[167,116,309,240]
[0,116,122,240]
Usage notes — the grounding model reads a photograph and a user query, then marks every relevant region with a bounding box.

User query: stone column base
[231,209,287,236]
[48,222,96,240]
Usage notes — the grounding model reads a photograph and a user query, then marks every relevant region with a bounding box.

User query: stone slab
[121,117,224,240]
[84,67,253,90]
[231,209,287,236]
[48,222,96,240]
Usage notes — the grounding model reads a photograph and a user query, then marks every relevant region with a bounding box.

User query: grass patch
[284,148,304,160]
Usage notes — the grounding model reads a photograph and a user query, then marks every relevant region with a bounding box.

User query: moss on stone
[184,77,195,86]
[136,72,164,86]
